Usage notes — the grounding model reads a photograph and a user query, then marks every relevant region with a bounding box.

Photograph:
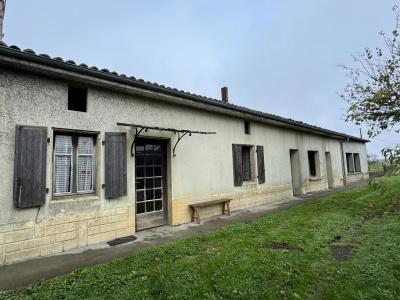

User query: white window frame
[53,132,96,197]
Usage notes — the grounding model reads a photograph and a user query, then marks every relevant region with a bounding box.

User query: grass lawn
[1,176,400,300]
[368,162,385,172]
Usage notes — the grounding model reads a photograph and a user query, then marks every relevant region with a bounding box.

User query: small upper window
[244,120,250,135]
[68,85,87,112]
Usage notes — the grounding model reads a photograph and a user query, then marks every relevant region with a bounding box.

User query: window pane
[154,178,162,188]
[155,200,162,211]
[153,145,161,153]
[137,191,145,202]
[137,202,145,214]
[55,135,72,154]
[146,201,154,212]
[54,135,72,193]
[154,167,161,176]
[145,178,154,189]
[154,188,162,199]
[77,136,94,154]
[146,167,154,177]
[137,167,144,178]
[154,157,161,165]
[77,137,94,192]
[77,156,93,192]
[136,156,145,166]
[136,178,144,190]
[146,189,154,200]
[145,156,153,165]
[136,145,145,154]
[242,146,251,181]
[55,155,71,193]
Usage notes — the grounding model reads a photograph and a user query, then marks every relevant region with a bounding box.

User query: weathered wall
[0,68,365,264]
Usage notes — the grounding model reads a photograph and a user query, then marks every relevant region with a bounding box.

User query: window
[68,85,87,112]
[242,146,251,181]
[308,151,319,177]
[54,133,96,195]
[346,153,360,173]
[244,120,250,135]
[232,144,255,186]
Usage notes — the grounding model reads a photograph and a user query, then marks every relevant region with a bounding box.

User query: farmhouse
[0,43,369,265]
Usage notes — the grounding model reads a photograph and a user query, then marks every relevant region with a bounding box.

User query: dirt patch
[265,242,303,252]
[330,246,352,261]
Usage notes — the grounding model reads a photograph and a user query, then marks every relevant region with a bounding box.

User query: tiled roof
[0,42,368,142]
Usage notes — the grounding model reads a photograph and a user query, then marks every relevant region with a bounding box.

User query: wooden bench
[189,198,232,224]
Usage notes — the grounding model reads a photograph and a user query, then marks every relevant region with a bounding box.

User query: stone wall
[0,205,134,265]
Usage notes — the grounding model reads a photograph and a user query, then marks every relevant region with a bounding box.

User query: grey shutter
[257,145,265,184]
[346,153,354,173]
[105,132,127,199]
[13,125,47,208]
[232,144,243,186]
[354,153,361,172]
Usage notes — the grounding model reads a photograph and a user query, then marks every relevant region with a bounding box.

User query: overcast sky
[3,0,400,157]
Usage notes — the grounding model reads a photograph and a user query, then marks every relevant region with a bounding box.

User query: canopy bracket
[130,127,146,157]
[173,132,190,157]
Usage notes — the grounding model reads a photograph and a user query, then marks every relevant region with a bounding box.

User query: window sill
[309,177,322,182]
[241,181,257,187]
[52,193,99,203]
[348,172,362,175]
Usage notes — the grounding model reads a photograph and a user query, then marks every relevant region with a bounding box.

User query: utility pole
[359,128,363,139]
[0,0,5,41]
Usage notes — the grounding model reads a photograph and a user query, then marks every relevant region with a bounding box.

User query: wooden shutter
[13,125,48,208]
[257,145,265,184]
[232,144,243,186]
[346,153,354,173]
[354,153,361,172]
[105,132,127,199]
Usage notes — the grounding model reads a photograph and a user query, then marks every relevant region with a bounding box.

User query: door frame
[134,138,169,231]
[289,149,302,195]
[325,152,334,189]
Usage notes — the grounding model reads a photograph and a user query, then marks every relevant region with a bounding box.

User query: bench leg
[192,208,201,224]
[222,202,231,216]
[195,208,200,224]
[191,207,195,222]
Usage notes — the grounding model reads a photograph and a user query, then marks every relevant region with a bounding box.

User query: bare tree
[341,5,400,173]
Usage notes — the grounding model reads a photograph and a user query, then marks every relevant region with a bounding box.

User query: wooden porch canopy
[117,122,216,157]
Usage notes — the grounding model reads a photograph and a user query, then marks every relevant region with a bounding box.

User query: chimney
[0,0,5,41]
[221,86,228,103]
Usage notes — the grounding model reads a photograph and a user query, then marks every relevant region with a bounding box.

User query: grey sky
[3,0,399,157]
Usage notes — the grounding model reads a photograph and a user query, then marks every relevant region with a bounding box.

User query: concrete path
[0,183,366,290]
